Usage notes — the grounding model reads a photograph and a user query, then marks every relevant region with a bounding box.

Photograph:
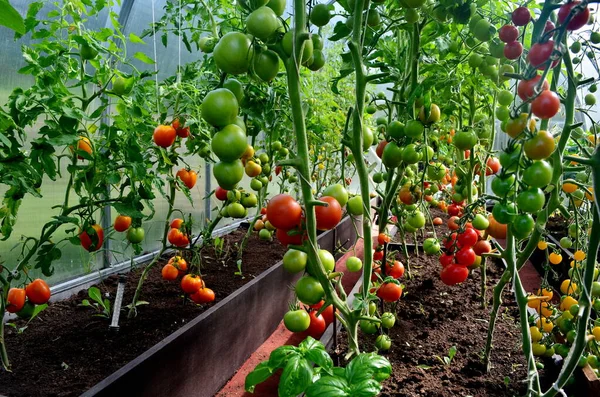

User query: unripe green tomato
[227,190,241,202]
[346,256,363,272]
[368,301,377,315]
[283,309,310,332]
[259,228,272,241]
[283,249,308,273]
[360,320,379,334]
[585,94,596,106]
[381,312,396,328]
[250,178,263,191]
[560,237,573,249]
[347,196,364,215]
[375,334,391,351]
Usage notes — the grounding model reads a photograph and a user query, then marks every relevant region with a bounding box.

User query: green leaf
[268,345,298,369]
[416,364,432,369]
[345,353,391,384]
[88,287,103,305]
[80,299,91,306]
[448,345,457,361]
[134,52,155,64]
[305,376,349,397]
[278,356,313,397]
[0,0,25,34]
[129,32,146,44]
[350,379,381,397]
[304,345,333,373]
[244,361,273,393]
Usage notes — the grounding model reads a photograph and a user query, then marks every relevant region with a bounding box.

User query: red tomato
[440,264,469,285]
[181,274,204,294]
[310,300,335,325]
[305,311,327,338]
[499,25,519,43]
[457,228,478,247]
[387,260,405,279]
[528,41,554,69]
[443,233,458,250]
[177,126,190,138]
[170,218,184,229]
[114,215,132,232]
[433,217,443,226]
[79,224,104,252]
[440,253,454,268]
[517,75,549,101]
[532,90,560,120]
[447,204,461,216]
[544,20,555,33]
[486,157,501,175]
[377,282,403,302]
[315,196,342,230]
[373,250,384,261]
[473,240,492,256]
[558,1,589,31]
[176,169,198,189]
[267,194,303,230]
[190,287,215,304]
[260,207,267,215]
[162,264,179,280]
[512,6,531,26]
[377,233,391,245]
[504,41,523,60]
[448,216,460,231]
[215,187,228,201]
[168,228,188,247]
[153,125,177,147]
[275,165,282,176]
[276,227,306,247]
[455,247,476,266]
[6,288,26,313]
[25,279,51,305]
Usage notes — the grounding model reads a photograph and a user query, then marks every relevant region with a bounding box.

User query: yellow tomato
[560,279,578,295]
[560,295,578,311]
[593,326,600,341]
[530,326,543,342]
[574,250,586,261]
[549,252,563,265]
[538,241,548,250]
[586,187,595,201]
[537,317,554,333]
[532,343,546,356]
[537,288,553,300]
[562,182,578,193]
[540,301,554,317]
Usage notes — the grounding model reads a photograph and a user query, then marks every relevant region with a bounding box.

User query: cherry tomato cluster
[161,255,215,304]
[439,217,492,286]
[167,217,190,247]
[283,300,335,339]
[6,279,51,314]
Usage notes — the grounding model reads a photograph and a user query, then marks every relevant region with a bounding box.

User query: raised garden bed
[324,247,550,397]
[0,215,359,397]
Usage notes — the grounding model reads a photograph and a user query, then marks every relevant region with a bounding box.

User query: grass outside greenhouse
[0,0,600,396]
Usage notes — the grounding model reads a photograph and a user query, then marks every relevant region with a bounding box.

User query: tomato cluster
[161,255,215,304]
[167,217,190,248]
[6,279,51,314]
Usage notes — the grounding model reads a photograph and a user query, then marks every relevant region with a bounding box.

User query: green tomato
[214,160,244,190]
[381,312,396,328]
[472,214,490,230]
[523,161,553,188]
[404,120,424,139]
[213,32,254,75]
[223,78,245,104]
[323,184,349,207]
[453,129,478,150]
[259,228,273,241]
[375,335,392,351]
[283,310,310,332]
[585,94,597,106]
[360,320,380,334]
[202,88,239,128]
[407,210,426,229]
[295,276,325,305]
[382,142,404,168]
[227,202,247,218]
[347,196,364,215]
[560,237,573,249]
[283,249,308,273]
[387,121,405,139]
[126,227,145,244]
[492,202,517,224]
[368,301,377,315]
[423,238,440,255]
[497,90,513,106]
[516,188,545,213]
[227,189,241,202]
[250,178,263,191]
[511,214,534,239]
[491,175,515,196]
[319,249,335,272]
[346,256,363,272]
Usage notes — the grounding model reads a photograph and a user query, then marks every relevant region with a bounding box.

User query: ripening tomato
[190,287,215,304]
[377,282,403,302]
[373,250,384,261]
[315,196,342,230]
[531,90,560,120]
[473,240,492,256]
[440,264,469,285]
[387,260,405,279]
[26,279,51,305]
[114,215,132,232]
[376,140,388,159]
[176,169,198,189]
[168,256,188,274]
[153,125,177,147]
[486,214,507,239]
[80,224,104,252]
[73,136,93,159]
[486,157,501,175]
[448,216,460,231]
[517,75,549,101]
[6,288,26,313]
[524,130,556,159]
[267,194,303,230]
[162,264,179,280]
[181,274,204,294]
[170,218,184,229]
[168,228,188,247]
[433,217,443,226]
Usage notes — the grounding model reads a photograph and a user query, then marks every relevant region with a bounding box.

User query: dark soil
[392,207,449,245]
[333,250,547,397]
[546,215,569,239]
[0,227,286,397]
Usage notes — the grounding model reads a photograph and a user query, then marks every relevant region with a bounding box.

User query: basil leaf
[278,356,313,397]
[350,379,381,397]
[306,376,349,397]
[244,361,273,393]
[268,345,298,369]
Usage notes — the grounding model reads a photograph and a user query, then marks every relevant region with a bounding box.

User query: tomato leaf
[134,51,155,64]
[329,21,351,42]
[305,376,349,397]
[244,361,273,393]
[0,0,25,34]
[129,32,145,44]
[278,355,313,397]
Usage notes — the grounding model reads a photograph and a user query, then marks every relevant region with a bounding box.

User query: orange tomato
[176,169,198,189]
[190,287,215,303]
[114,215,132,232]
[161,264,179,280]
[486,215,507,239]
[6,288,26,313]
[433,217,443,226]
[153,125,177,147]
[25,279,51,305]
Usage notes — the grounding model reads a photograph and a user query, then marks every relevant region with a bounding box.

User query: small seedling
[6,304,48,334]
[435,345,457,366]
[79,287,111,318]
[234,259,244,278]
